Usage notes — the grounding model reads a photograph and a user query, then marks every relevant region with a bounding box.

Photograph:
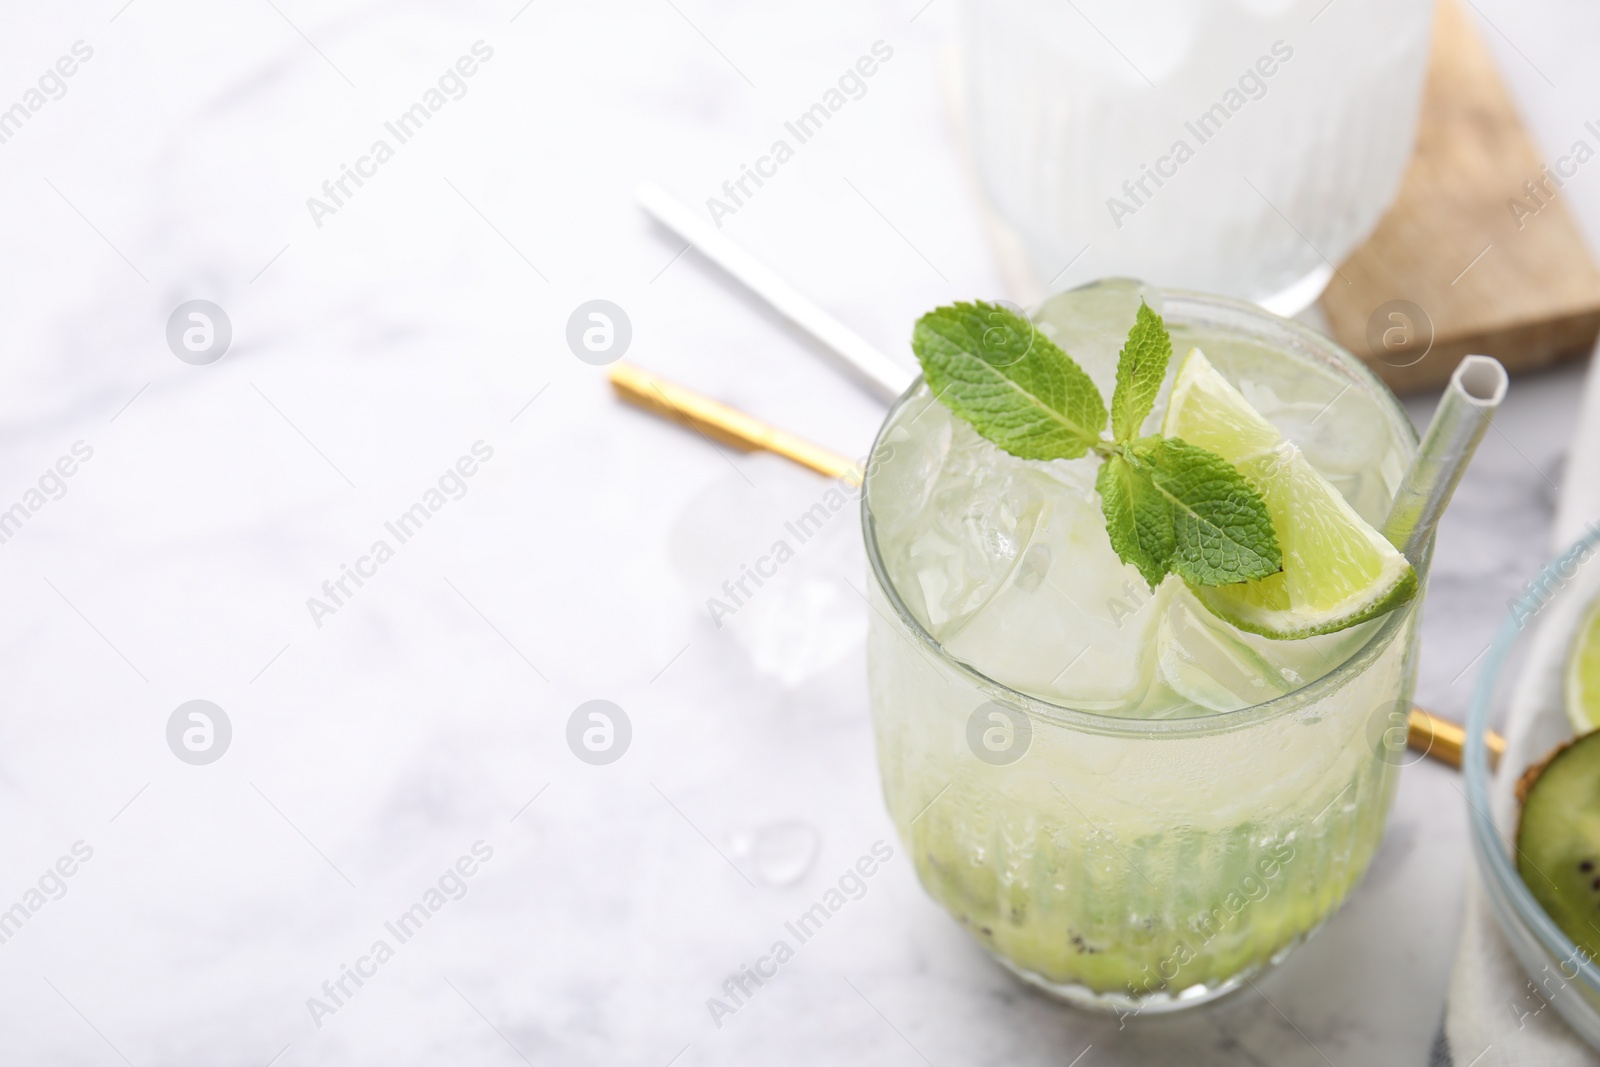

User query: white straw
[1381,355,1509,564]
[636,182,916,402]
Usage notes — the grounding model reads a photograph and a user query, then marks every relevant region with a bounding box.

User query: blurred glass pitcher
[958,0,1434,312]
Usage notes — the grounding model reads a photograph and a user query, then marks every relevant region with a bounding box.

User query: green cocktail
[862,281,1424,1011]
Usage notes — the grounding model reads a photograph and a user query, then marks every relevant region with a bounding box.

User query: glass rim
[1465,525,1600,991]
[860,285,1428,740]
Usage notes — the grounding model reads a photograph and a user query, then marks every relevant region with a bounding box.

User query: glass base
[1255,262,1336,318]
[990,925,1319,1016]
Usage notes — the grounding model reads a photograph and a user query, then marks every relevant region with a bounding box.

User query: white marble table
[0,1,1593,1064]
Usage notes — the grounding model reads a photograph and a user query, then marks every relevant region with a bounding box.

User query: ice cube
[866,390,951,546]
[1156,586,1296,712]
[1258,617,1383,694]
[1153,585,1385,715]
[670,454,865,687]
[1032,279,1165,398]
[941,471,1163,713]
[726,820,820,888]
[896,412,1049,634]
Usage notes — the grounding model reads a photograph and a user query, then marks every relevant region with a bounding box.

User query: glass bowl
[1466,525,1600,1048]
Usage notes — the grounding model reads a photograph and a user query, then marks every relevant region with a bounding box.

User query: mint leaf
[913,302,1106,461]
[1110,300,1172,442]
[914,298,1282,592]
[1096,454,1174,587]
[1131,437,1281,585]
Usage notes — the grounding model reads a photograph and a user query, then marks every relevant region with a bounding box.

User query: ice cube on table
[670,454,865,687]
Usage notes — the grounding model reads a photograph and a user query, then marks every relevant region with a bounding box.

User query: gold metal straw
[607,360,1506,772]
[607,362,863,485]
[1408,706,1505,769]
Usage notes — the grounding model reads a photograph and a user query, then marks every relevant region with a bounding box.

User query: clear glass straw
[1380,355,1509,564]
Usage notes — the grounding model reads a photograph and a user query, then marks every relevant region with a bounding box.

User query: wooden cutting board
[1320,0,1600,393]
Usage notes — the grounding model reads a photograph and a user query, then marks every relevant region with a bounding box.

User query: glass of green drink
[861,280,1426,1012]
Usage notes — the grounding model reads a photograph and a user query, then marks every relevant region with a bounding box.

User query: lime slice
[1565,597,1600,732]
[1161,348,1417,640]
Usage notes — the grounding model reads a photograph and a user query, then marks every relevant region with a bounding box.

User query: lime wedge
[1566,598,1600,732]
[1161,348,1417,640]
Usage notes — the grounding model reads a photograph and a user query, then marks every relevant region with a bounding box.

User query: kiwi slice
[1517,730,1600,959]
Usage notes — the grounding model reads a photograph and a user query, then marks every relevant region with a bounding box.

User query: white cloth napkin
[1438,343,1600,1065]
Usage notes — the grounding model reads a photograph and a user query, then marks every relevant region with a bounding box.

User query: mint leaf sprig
[911,300,1282,590]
